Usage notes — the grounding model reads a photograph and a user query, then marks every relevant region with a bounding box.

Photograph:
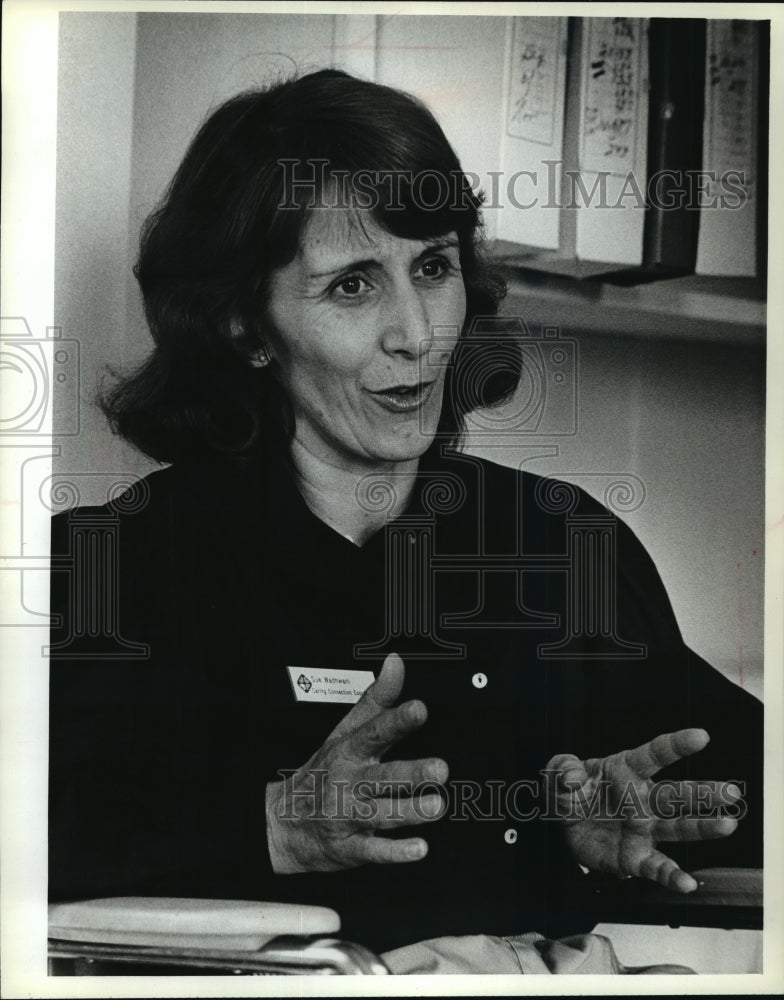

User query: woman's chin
[363,428,438,466]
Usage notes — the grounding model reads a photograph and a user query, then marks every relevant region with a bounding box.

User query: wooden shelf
[491,253,766,345]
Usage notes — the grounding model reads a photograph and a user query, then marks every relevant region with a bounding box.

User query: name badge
[286,666,375,705]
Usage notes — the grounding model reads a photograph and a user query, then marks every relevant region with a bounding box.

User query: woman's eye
[332,275,369,298]
[419,257,453,280]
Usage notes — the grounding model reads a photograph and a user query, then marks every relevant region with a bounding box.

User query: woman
[49,69,762,964]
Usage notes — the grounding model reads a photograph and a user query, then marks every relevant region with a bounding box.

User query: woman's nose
[380,284,432,359]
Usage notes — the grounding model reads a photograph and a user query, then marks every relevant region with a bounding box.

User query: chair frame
[48,934,390,976]
[47,868,760,977]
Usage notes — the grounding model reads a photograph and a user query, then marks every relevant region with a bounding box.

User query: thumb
[545,753,589,791]
[329,653,405,740]
[366,652,405,709]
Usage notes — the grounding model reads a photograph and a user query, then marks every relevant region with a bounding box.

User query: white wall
[54,12,765,699]
[55,13,139,483]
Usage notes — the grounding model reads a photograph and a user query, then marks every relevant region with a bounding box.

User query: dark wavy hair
[101,68,519,463]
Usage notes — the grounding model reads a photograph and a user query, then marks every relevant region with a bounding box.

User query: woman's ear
[230,318,271,367]
[250,344,271,368]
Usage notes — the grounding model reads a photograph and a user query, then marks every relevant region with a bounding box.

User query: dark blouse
[49,444,763,952]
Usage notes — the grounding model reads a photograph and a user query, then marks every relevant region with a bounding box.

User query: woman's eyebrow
[307,239,460,281]
[421,237,460,253]
[307,257,380,280]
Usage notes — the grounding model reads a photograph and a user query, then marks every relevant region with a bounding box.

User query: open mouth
[367,380,436,412]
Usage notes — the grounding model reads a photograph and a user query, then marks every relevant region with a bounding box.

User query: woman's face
[266,207,467,472]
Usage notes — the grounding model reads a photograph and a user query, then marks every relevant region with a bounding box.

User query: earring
[253,344,271,368]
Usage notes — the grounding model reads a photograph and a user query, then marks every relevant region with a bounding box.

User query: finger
[347,834,429,866]
[347,699,428,761]
[371,794,447,830]
[545,753,588,790]
[362,756,449,790]
[365,652,405,709]
[329,653,406,742]
[637,849,698,893]
[648,780,744,820]
[622,729,710,780]
[652,816,738,842]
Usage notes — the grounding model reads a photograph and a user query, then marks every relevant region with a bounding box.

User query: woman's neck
[290,437,420,547]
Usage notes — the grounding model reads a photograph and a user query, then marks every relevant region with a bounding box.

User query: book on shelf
[494,16,651,280]
[603,18,707,286]
[494,17,763,285]
[695,19,760,278]
[494,16,568,251]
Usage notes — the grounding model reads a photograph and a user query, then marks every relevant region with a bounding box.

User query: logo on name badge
[286,666,375,705]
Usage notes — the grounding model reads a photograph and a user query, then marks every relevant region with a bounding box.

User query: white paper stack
[695,20,759,277]
[495,16,569,251]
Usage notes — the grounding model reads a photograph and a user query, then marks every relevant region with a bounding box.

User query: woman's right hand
[265,653,448,873]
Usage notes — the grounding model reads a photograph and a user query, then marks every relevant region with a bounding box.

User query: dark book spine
[642,17,707,273]
[603,18,707,287]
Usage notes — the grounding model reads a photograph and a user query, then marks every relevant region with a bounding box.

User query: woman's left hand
[545,728,741,892]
